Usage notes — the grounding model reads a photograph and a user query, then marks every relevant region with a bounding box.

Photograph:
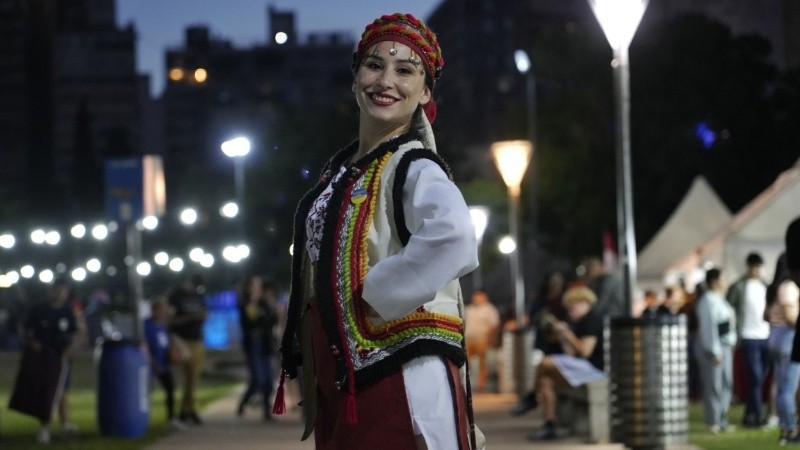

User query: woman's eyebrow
[399,57,421,66]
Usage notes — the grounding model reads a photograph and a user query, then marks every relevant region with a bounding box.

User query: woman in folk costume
[273,12,485,450]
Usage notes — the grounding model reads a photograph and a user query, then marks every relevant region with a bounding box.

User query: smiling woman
[275,12,484,450]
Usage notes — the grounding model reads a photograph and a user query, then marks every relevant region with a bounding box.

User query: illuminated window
[169,68,184,81]
[194,68,208,83]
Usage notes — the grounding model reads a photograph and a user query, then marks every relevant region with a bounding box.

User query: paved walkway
[146,385,649,450]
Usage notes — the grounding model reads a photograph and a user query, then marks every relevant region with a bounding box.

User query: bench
[556,379,609,443]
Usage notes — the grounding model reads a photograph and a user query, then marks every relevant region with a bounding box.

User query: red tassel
[345,392,358,424]
[423,99,437,124]
[272,371,287,415]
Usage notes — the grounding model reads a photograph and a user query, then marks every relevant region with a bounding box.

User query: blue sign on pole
[105,158,143,222]
[104,156,166,222]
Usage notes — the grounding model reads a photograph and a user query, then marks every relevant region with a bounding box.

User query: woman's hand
[552,320,570,337]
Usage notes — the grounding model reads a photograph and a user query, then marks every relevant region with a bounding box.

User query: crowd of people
[4,218,800,448]
[494,219,800,445]
[5,271,286,444]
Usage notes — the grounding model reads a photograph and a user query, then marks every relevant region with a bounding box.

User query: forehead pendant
[389,42,398,56]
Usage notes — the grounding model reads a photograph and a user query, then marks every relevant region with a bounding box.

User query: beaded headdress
[353,13,444,122]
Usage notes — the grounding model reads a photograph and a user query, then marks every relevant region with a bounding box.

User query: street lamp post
[492,140,532,323]
[587,0,648,315]
[468,206,490,289]
[514,50,536,147]
[221,137,251,242]
[514,49,539,267]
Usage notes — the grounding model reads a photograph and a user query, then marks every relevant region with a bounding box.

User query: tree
[524,23,617,259]
[629,13,790,245]
[494,12,797,262]
[244,98,359,281]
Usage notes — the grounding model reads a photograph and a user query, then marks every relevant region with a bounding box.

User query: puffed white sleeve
[362,159,479,321]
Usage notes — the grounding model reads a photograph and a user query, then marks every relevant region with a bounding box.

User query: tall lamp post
[514,50,536,147]
[587,0,648,314]
[514,49,539,261]
[492,140,532,323]
[468,206,490,289]
[221,137,251,241]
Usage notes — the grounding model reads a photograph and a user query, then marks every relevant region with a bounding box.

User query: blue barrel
[96,339,150,437]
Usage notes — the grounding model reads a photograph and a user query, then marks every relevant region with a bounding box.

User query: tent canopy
[664,159,800,288]
[637,176,732,288]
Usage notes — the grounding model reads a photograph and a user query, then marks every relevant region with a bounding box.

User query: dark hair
[529,270,567,318]
[706,268,721,285]
[262,280,278,294]
[746,252,764,266]
[190,273,205,287]
[240,275,261,303]
[767,253,789,306]
[787,217,800,271]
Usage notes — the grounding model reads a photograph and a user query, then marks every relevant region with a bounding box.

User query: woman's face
[249,276,263,299]
[547,273,564,294]
[353,41,431,129]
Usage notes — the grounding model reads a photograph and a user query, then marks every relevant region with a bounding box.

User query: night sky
[117,0,441,95]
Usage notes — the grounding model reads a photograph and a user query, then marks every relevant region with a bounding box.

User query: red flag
[603,230,618,272]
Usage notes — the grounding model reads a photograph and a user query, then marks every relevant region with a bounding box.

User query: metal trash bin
[498,327,535,395]
[607,315,689,449]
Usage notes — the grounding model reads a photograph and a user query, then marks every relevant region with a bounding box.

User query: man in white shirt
[726,252,769,427]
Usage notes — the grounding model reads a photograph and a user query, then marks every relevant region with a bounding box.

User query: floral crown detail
[352,13,444,84]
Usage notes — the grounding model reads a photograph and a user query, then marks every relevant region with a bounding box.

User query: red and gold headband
[353,13,444,85]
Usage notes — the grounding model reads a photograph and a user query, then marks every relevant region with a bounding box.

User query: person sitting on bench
[527,286,606,441]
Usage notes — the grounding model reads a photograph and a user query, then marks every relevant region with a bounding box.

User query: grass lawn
[0,350,240,450]
[689,402,786,450]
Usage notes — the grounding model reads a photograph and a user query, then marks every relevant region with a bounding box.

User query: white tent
[665,160,800,288]
[637,176,732,290]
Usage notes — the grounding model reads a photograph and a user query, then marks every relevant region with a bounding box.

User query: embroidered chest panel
[329,151,463,374]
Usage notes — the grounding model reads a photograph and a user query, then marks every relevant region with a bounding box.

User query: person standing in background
[580,256,625,319]
[9,278,78,444]
[169,274,208,425]
[465,289,500,393]
[237,276,279,420]
[766,253,800,444]
[696,268,737,434]
[145,296,183,431]
[789,217,800,300]
[726,252,770,427]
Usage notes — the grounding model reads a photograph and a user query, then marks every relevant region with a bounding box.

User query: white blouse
[305,166,346,262]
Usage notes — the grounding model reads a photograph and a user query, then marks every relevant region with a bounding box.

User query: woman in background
[145,296,183,431]
[696,268,737,434]
[237,275,278,420]
[766,254,800,444]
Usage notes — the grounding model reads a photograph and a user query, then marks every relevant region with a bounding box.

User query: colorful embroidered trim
[330,151,464,378]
